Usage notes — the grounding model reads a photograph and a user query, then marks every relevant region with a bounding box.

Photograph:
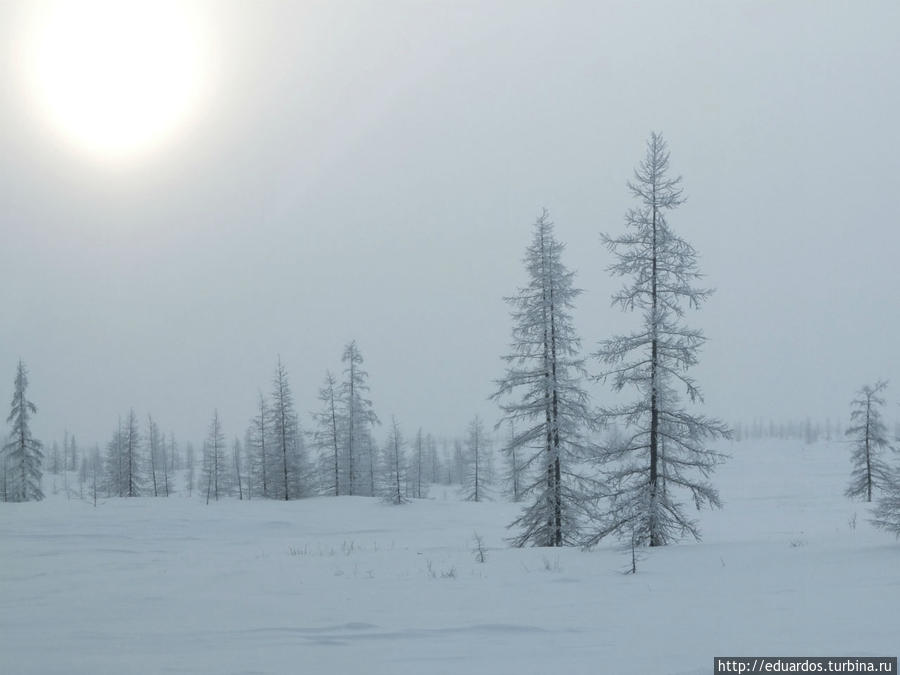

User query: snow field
[0,438,897,674]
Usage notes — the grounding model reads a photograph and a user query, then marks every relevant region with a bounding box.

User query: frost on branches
[589,132,729,548]
[492,210,597,547]
[844,380,892,503]
[2,360,44,502]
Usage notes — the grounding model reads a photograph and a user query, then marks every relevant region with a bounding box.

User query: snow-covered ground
[1,439,897,674]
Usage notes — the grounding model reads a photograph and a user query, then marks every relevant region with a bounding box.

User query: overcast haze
[1,0,898,447]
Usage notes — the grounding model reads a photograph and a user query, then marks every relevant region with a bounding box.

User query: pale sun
[23,1,208,159]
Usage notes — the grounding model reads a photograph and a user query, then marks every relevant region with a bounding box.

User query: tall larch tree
[185,441,196,497]
[161,433,173,496]
[845,380,892,502]
[88,445,101,507]
[313,371,344,496]
[232,436,244,500]
[203,409,227,504]
[3,360,44,502]
[590,132,729,548]
[463,415,489,502]
[147,415,163,497]
[492,210,596,547]
[411,427,426,499]
[48,440,61,475]
[340,341,379,496]
[246,393,270,498]
[62,431,70,498]
[103,419,124,497]
[268,357,305,500]
[381,417,407,505]
[427,434,441,485]
[122,409,143,498]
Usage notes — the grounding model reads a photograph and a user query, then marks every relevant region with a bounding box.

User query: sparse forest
[3,1,898,670]
[4,134,899,564]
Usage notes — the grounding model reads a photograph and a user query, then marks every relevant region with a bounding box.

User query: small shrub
[472,531,487,563]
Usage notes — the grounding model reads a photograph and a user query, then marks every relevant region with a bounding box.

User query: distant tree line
[1,344,500,507]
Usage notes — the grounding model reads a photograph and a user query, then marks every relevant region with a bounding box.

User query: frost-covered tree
[451,439,465,486]
[590,132,729,548]
[122,410,143,497]
[463,415,490,502]
[78,453,88,500]
[185,441,196,497]
[363,430,377,496]
[845,380,892,502]
[103,420,124,497]
[313,371,344,496]
[103,411,143,498]
[246,393,271,498]
[168,431,179,473]
[268,358,306,500]
[381,417,407,505]
[492,210,596,547]
[202,409,228,504]
[147,415,164,497]
[427,433,441,485]
[340,341,379,496]
[410,427,427,499]
[2,361,44,502]
[48,440,61,475]
[163,433,175,495]
[62,431,70,499]
[232,437,244,500]
[88,445,101,507]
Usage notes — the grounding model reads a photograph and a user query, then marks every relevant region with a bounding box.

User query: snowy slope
[0,439,897,675]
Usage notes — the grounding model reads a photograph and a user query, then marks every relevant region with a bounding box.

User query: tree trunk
[214,437,219,501]
[330,390,340,496]
[235,448,243,500]
[549,242,563,547]
[865,399,872,502]
[348,363,355,496]
[259,397,268,499]
[649,187,661,547]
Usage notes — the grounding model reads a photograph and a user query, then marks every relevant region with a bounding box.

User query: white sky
[1,0,898,447]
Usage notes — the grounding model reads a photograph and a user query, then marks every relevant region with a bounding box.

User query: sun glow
[22,1,209,160]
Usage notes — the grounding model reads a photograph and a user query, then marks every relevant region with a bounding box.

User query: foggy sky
[1,0,898,449]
